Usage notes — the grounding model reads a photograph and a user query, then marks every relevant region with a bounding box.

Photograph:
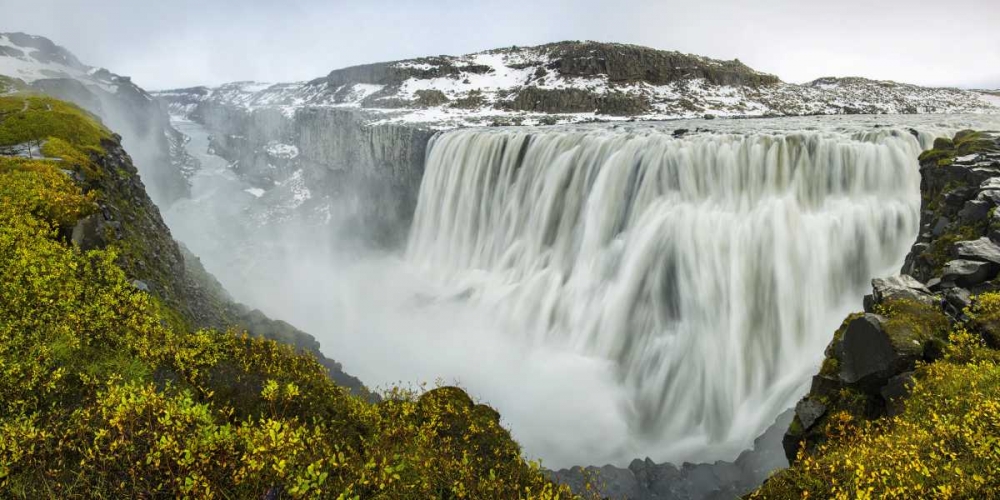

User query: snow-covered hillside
[155,41,1000,129]
[0,32,195,205]
[0,33,152,100]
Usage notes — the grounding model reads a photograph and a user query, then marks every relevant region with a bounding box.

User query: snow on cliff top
[0,33,92,84]
[153,42,1000,129]
[0,32,150,99]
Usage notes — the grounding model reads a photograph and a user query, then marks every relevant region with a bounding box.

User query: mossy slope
[0,94,576,498]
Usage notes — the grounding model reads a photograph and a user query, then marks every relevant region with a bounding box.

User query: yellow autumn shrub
[755,298,1000,500]
[0,94,583,499]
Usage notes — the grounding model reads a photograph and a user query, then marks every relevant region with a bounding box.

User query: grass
[0,94,111,150]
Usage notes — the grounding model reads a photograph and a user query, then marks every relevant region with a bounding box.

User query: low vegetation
[754,294,1000,499]
[0,93,579,498]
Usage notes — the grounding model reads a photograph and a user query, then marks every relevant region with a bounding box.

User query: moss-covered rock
[755,301,1000,499]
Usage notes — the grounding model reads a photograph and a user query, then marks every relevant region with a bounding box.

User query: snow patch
[265,142,299,159]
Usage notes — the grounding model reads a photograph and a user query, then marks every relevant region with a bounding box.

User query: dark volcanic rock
[944,287,973,312]
[958,199,991,223]
[870,275,936,308]
[940,259,998,287]
[794,398,827,430]
[835,314,918,386]
[547,42,780,87]
[70,213,107,251]
[548,410,793,499]
[954,237,1000,265]
[880,371,915,417]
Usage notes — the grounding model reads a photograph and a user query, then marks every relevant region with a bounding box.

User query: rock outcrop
[548,410,793,500]
[782,131,1000,463]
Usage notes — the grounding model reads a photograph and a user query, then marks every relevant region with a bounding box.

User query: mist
[162,118,636,467]
[154,113,1000,470]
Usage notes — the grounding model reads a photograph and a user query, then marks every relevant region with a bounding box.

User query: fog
[4,0,999,90]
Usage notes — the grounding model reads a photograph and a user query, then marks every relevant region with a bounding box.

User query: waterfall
[406,125,925,461]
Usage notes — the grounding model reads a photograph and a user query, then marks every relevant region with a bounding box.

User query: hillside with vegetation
[0,93,579,498]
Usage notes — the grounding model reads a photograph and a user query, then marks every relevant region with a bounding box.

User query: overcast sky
[4,0,999,90]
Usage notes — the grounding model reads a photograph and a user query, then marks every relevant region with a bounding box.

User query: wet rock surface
[547,411,793,500]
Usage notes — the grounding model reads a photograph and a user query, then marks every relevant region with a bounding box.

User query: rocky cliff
[1,94,365,400]
[53,105,366,395]
[151,40,999,243]
[0,33,369,392]
[189,102,435,245]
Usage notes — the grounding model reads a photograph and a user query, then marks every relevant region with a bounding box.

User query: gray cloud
[3,0,998,90]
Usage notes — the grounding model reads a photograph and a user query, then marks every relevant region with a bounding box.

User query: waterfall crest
[406,126,924,460]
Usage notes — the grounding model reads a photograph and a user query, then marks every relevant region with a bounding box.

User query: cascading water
[164,113,1000,469]
[406,126,926,463]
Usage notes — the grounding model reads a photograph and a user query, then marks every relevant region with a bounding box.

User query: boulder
[954,237,1000,265]
[836,314,924,386]
[870,275,936,307]
[958,199,991,224]
[931,216,950,237]
[71,214,105,251]
[794,398,827,430]
[940,259,999,287]
[926,277,943,291]
[944,287,972,312]
[809,374,843,399]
